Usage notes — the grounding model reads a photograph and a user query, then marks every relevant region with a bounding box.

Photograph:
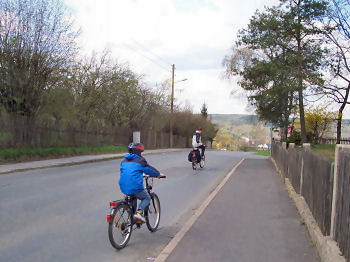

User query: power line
[122,42,171,73]
[131,39,172,68]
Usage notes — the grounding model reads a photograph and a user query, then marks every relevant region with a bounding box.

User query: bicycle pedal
[134,217,142,223]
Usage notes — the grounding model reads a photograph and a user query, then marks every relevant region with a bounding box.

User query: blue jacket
[119,153,160,195]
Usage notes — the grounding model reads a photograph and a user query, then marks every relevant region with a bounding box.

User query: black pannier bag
[188,149,201,163]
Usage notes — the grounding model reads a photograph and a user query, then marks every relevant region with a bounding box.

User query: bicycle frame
[107,174,165,249]
[107,176,156,225]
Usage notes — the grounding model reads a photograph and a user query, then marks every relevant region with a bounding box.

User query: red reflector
[110,202,118,207]
[107,214,111,223]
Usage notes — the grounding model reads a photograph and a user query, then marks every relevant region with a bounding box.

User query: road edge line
[154,158,245,262]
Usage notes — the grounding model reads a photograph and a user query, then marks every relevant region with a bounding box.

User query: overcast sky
[64,0,350,118]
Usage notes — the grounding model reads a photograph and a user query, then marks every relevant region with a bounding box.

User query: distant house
[258,144,269,150]
[241,136,250,143]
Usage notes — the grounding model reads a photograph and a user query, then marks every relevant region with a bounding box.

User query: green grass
[310,144,335,162]
[247,150,271,156]
[290,144,335,162]
[0,145,128,163]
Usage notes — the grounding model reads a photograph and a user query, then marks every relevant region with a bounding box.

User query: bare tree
[321,0,350,143]
[0,0,79,117]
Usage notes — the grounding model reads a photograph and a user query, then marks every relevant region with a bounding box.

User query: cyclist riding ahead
[192,127,205,158]
[119,143,165,223]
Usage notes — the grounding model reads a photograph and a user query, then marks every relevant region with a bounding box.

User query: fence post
[330,145,350,239]
[270,128,273,157]
[282,142,287,149]
[289,143,295,149]
[330,145,341,239]
[133,131,140,143]
[300,143,310,195]
[303,143,311,150]
[300,156,304,195]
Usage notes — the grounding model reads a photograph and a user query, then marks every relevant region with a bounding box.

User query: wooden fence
[271,142,350,262]
[0,113,187,149]
[272,142,333,235]
[302,149,333,235]
[320,138,350,144]
[286,147,302,194]
[334,147,350,260]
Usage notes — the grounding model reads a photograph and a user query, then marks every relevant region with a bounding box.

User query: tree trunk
[336,111,342,144]
[298,87,307,143]
[296,0,307,144]
[336,82,350,144]
[284,126,289,142]
[284,109,290,142]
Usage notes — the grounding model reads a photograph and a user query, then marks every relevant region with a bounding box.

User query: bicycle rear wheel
[192,156,198,170]
[200,154,205,168]
[192,160,197,170]
[108,204,133,249]
[145,193,161,232]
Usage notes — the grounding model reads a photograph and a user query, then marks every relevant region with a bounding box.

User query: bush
[287,131,302,145]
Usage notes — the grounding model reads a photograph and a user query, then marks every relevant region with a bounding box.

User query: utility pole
[170,64,175,148]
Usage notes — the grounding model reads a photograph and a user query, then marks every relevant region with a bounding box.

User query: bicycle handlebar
[143,174,166,178]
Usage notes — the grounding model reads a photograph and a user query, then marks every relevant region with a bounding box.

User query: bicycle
[191,148,205,170]
[107,174,166,249]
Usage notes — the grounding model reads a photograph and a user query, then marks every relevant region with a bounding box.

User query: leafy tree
[279,0,328,143]
[201,117,218,145]
[39,86,75,125]
[67,50,146,129]
[69,52,109,128]
[200,103,208,118]
[223,7,298,139]
[249,124,271,144]
[223,1,328,143]
[304,106,337,143]
[213,129,234,150]
[241,58,298,140]
[173,109,218,147]
[136,80,171,131]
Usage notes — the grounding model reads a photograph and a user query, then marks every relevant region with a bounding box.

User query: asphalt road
[0,150,247,262]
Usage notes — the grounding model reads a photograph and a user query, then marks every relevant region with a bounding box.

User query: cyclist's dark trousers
[199,145,205,157]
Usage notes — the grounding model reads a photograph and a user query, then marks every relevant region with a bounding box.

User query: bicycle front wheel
[108,204,133,249]
[145,193,161,232]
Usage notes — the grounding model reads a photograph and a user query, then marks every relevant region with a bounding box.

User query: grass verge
[247,150,271,156]
[0,145,128,163]
[289,144,335,162]
[310,144,335,162]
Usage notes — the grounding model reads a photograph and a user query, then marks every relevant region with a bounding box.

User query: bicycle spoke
[146,194,160,232]
[108,204,133,249]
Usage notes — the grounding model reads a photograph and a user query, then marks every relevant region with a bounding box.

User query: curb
[0,148,188,175]
[0,155,127,175]
[154,158,245,262]
[270,158,345,262]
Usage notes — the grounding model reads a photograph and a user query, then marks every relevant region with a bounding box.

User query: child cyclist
[119,143,165,223]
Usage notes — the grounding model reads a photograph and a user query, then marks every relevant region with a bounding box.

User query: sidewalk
[159,156,320,262]
[0,148,186,175]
